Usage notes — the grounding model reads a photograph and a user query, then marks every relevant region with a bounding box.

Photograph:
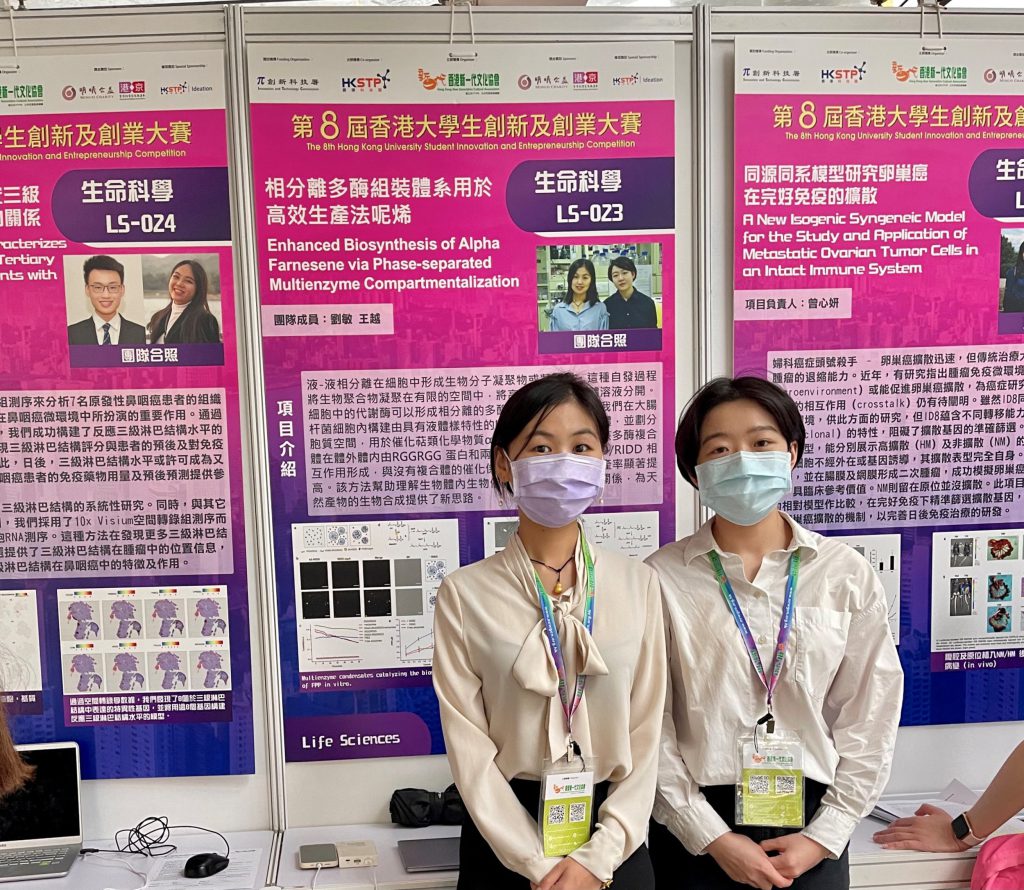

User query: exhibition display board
[0,44,256,778]
[731,34,1024,724]
[0,1,1021,837]
[245,37,681,762]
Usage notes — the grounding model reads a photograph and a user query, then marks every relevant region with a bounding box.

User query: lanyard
[707,549,800,724]
[531,533,596,755]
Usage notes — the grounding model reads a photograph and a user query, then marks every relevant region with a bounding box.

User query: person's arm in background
[874,740,1024,852]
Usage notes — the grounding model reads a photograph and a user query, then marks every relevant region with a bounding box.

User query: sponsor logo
[891,61,968,84]
[69,84,116,100]
[0,84,44,103]
[612,73,640,87]
[552,782,587,794]
[984,67,1024,84]
[254,75,320,90]
[572,70,599,89]
[821,62,866,84]
[417,69,500,93]
[340,69,390,93]
[521,73,569,90]
[739,66,801,83]
[161,82,188,95]
[118,80,146,98]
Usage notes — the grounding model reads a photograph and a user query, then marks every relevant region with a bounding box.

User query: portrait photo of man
[67,255,147,346]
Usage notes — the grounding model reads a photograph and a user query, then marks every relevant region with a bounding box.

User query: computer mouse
[183,852,230,879]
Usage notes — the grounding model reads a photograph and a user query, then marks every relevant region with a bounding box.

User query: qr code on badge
[748,775,771,795]
[569,802,587,823]
[775,776,796,795]
[548,805,565,825]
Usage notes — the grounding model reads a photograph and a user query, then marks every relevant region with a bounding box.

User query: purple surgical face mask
[507,452,606,528]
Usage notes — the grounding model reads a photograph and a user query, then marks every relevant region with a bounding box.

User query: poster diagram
[57,586,232,698]
[293,520,459,679]
[483,512,660,561]
[931,529,1024,670]
[829,534,901,645]
[0,591,44,713]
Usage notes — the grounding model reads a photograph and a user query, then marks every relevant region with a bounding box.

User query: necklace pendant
[553,580,563,596]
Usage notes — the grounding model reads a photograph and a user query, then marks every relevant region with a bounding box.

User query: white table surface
[272,811,1016,890]
[0,830,278,890]
[274,824,459,890]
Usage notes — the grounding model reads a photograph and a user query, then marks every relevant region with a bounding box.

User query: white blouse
[432,531,666,883]
[648,513,903,858]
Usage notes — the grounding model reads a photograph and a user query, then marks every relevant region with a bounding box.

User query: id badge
[539,754,596,857]
[735,730,804,828]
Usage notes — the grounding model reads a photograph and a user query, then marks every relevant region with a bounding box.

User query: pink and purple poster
[734,37,1024,725]
[249,42,677,761]
[0,51,254,777]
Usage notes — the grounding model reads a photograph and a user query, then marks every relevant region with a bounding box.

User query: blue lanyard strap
[531,533,596,741]
[707,549,800,709]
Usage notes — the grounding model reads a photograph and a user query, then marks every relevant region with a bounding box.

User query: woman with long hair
[0,708,32,798]
[147,259,221,344]
[549,259,609,332]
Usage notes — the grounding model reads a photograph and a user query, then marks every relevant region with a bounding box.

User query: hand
[760,833,830,880]
[532,857,602,890]
[872,804,970,853]
[706,832,793,890]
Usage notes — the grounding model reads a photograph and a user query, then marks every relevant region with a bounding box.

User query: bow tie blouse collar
[503,528,608,757]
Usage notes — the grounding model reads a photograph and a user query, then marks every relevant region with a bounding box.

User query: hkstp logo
[161,83,187,95]
[612,73,640,87]
[821,62,866,84]
[341,69,390,93]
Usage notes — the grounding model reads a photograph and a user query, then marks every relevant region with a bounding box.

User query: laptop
[0,742,82,882]
[397,836,460,873]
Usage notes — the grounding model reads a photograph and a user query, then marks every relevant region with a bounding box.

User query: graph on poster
[292,520,459,674]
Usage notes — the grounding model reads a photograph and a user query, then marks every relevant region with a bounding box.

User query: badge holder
[538,743,597,858]
[735,724,805,829]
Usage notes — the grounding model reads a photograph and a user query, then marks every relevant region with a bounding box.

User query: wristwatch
[951,812,985,847]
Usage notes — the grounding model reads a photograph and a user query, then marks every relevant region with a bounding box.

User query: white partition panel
[0,4,272,838]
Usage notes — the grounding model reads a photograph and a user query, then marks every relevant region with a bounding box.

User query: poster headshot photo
[64,253,147,348]
[65,253,224,367]
[536,242,664,354]
[988,574,1012,602]
[141,253,223,348]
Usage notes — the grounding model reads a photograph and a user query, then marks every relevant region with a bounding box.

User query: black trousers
[649,780,849,890]
[458,778,655,890]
